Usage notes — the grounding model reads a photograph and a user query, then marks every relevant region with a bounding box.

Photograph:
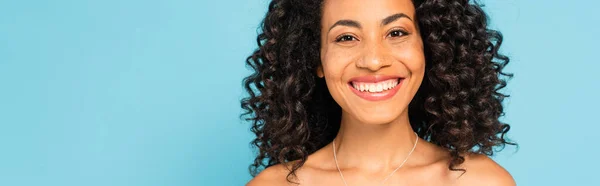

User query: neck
[333,110,418,171]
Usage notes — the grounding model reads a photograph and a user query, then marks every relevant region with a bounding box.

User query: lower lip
[348,79,404,101]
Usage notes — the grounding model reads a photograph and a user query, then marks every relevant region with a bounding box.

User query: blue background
[0,0,598,185]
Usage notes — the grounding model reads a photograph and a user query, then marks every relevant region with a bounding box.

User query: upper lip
[348,75,404,83]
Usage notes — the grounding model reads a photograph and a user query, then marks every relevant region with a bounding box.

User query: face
[318,0,425,125]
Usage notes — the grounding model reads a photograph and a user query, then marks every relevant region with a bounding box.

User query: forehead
[321,0,416,26]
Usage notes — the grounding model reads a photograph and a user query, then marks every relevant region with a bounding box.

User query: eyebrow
[381,13,412,26]
[327,13,413,33]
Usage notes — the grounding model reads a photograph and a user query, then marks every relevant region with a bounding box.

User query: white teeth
[352,79,400,93]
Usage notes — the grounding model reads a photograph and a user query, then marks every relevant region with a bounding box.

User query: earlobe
[316,66,324,78]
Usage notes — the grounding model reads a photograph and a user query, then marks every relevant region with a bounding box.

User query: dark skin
[248,0,515,185]
[249,142,513,185]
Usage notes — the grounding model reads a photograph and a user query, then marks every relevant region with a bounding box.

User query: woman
[242,0,516,185]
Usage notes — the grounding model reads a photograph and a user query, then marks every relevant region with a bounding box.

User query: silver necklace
[332,132,419,186]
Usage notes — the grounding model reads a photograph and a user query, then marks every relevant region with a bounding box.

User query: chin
[352,109,405,125]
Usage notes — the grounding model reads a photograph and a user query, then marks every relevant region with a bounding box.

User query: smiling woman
[242,0,515,185]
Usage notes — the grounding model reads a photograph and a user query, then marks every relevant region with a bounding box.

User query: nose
[356,41,392,71]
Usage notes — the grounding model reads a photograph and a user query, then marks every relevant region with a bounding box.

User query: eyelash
[334,29,409,42]
[388,29,409,38]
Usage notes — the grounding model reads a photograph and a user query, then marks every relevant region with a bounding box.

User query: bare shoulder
[246,147,332,186]
[454,153,516,186]
[246,164,294,186]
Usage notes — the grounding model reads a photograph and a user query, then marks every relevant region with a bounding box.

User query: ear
[316,65,324,78]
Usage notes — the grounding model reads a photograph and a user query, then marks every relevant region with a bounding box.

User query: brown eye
[335,35,357,42]
[388,29,408,38]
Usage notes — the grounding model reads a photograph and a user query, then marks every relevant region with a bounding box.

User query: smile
[348,75,404,101]
[351,79,399,92]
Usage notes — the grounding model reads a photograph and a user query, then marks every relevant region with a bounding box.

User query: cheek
[320,49,355,107]
[392,41,426,75]
[322,61,346,98]
[321,50,351,81]
[405,51,426,75]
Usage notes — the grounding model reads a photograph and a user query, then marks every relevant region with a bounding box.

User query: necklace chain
[332,132,419,186]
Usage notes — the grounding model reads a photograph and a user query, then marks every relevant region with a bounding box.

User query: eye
[335,35,358,42]
[387,29,408,38]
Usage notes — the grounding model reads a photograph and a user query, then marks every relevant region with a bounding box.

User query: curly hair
[241,0,515,182]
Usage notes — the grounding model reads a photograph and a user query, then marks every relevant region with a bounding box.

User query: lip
[348,75,405,101]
